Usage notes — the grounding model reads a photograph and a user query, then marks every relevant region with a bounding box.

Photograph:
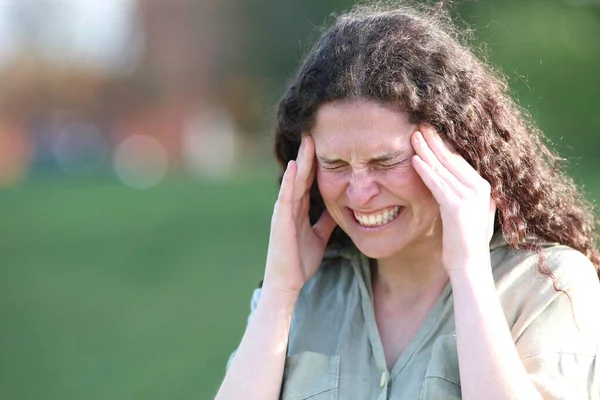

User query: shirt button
[380,372,387,388]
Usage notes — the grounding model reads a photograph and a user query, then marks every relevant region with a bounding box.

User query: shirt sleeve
[225,287,262,372]
[514,249,600,400]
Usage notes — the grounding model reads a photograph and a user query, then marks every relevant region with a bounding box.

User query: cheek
[398,168,439,214]
[407,172,434,199]
[316,170,346,204]
[388,165,431,195]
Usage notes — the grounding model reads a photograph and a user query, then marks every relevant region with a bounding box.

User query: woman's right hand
[262,134,337,296]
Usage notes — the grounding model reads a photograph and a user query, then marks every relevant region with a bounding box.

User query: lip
[345,206,405,231]
[350,205,401,217]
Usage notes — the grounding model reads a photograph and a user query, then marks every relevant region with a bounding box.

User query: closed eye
[321,163,347,171]
[375,157,412,169]
[377,161,400,169]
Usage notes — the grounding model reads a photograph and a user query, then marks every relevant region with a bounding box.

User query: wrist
[259,285,300,307]
[446,254,494,284]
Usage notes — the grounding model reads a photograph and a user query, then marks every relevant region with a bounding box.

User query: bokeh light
[53,120,108,177]
[182,108,239,179]
[113,134,168,189]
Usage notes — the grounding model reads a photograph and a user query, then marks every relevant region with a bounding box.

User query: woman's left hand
[410,125,496,275]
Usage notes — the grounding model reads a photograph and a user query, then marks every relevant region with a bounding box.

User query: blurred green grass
[0,165,598,400]
[0,174,278,400]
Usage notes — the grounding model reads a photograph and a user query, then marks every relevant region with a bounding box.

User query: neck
[370,231,448,304]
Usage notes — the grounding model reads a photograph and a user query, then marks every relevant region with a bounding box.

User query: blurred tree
[237,0,600,170]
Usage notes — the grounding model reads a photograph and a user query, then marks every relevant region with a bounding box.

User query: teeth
[353,206,401,227]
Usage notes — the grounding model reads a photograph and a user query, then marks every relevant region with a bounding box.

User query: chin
[350,237,407,260]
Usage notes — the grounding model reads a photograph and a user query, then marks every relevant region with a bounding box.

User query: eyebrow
[317,150,413,164]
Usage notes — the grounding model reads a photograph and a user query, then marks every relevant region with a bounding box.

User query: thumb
[313,209,337,242]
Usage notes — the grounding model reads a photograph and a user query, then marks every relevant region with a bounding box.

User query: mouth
[351,206,403,228]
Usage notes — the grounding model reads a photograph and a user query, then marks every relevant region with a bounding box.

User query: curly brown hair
[273,2,600,278]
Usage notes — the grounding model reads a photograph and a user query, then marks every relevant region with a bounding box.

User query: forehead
[311,100,415,153]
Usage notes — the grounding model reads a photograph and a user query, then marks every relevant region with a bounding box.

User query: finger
[293,135,315,202]
[419,125,483,188]
[488,198,497,242]
[412,154,459,206]
[306,150,316,189]
[411,131,463,195]
[303,135,316,188]
[275,160,298,213]
[313,208,337,242]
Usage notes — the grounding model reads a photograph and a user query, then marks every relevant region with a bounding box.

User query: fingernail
[413,131,423,142]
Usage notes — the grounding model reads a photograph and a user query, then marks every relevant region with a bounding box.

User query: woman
[216,3,600,399]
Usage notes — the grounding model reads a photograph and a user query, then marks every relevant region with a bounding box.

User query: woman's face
[311,99,442,260]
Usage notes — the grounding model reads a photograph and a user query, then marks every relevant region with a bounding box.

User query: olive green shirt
[228,234,600,399]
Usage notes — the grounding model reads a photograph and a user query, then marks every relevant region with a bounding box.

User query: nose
[346,171,380,207]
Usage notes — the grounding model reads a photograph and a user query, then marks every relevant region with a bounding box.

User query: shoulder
[491,238,600,357]
[492,238,599,297]
[543,245,599,289]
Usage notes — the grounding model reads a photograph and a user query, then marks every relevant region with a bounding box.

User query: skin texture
[312,100,442,265]
[410,124,497,273]
[260,136,337,296]
[311,99,496,274]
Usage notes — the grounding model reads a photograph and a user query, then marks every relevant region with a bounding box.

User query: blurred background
[0,0,598,398]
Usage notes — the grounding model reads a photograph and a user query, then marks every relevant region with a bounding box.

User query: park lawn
[0,165,598,400]
[0,174,278,400]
